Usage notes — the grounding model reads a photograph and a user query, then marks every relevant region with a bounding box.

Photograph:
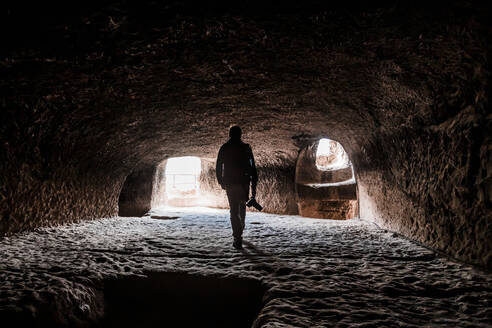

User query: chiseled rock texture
[118,164,156,217]
[0,0,491,268]
[199,155,298,214]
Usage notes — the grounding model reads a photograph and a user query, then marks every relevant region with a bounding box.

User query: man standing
[216,126,258,250]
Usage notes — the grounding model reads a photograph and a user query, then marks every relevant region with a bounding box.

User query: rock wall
[254,156,299,215]
[151,161,168,209]
[197,159,229,209]
[354,111,492,267]
[0,163,121,234]
[199,156,298,215]
[118,164,156,217]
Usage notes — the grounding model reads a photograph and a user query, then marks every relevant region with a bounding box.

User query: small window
[165,157,201,199]
[315,138,351,171]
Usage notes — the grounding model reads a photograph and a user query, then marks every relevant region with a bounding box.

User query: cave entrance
[164,156,202,207]
[102,272,265,328]
[295,138,358,219]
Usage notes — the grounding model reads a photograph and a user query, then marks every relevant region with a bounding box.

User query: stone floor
[0,207,491,327]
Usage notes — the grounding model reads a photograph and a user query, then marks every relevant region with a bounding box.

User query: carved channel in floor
[102,272,265,328]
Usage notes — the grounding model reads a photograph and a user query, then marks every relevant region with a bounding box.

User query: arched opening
[118,157,204,216]
[316,138,352,172]
[164,156,202,207]
[295,138,358,220]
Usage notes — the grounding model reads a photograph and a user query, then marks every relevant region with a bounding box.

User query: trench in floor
[102,272,265,328]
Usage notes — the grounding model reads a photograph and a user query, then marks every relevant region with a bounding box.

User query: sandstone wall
[151,161,168,209]
[118,164,156,217]
[199,156,298,215]
[0,162,123,234]
[197,159,229,209]
[354,112,492,267]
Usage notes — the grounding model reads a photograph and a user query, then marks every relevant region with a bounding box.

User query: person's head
[229,125,242,140]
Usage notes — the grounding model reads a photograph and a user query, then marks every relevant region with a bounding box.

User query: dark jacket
[216,138,258,187]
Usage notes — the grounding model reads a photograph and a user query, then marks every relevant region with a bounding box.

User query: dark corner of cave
[0,0,491,327]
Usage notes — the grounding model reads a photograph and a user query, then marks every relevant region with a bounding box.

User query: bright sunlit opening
[165,156,201,199]
[316,138,351,171]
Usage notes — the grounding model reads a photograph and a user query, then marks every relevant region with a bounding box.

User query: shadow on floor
[241,241,294,276]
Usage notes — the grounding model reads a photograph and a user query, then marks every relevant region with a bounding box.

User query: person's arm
[248,145,258,198]
[216,147,225,188]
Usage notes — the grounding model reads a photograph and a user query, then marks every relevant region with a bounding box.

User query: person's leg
[238,183,249,235]
[226,185,243,245]
[239,202,246,231]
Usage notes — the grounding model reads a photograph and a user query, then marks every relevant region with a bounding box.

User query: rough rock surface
[150,161,168,208]
[1,0,491,268]
[0,207,491,327]
[199,155,298,214]
[118,164,156,216]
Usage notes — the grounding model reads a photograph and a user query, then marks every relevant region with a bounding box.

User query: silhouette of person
[216,126,258,250]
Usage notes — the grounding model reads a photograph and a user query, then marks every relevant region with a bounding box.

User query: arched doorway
[295,138,358,219]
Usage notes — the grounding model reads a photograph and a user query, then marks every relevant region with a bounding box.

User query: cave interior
[0,0,491,326]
